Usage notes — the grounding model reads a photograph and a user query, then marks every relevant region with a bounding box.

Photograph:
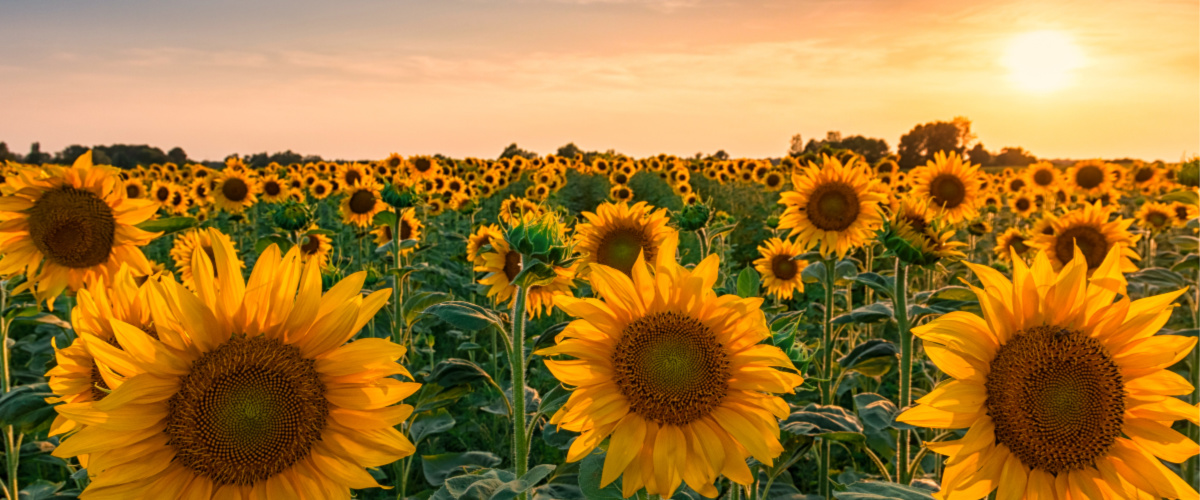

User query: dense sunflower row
[0,149,1195,500]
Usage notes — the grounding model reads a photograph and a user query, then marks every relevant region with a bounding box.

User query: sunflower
[337,163,369,189]
[778,155,885,258]
[407,155,441,181]
[753,237,808,300]
[340,178,384,228]
[896,245,1199,500]
[372,208,423,257]
[910,152,983,225]
[0,152,160,307]
[1030,213,1057,238]
[574,202,676,277]
[169,228,243,291]
[1135,201,1175,234]
[1008,192,1036,218]
[475,234,576,318]
[212,169,258,214]
[46,266,157,438]
[166,190,190,215]
[1023,162,1059,193]
[310,180,333,200]
[498,196,542,226]
[122,179,146,200]
[298,227,333,269]
[258,174,287,203]
[1130,163,1161,191]
[1170,201,1198,226]
[535,233,803,498]
[1030,202,1139,273]
[1065,160,1116,197]
[994,227,1032,262]
[466,224,504,265]
[149,181,175,207]
[51,236,417,499]
[189,181,212,206]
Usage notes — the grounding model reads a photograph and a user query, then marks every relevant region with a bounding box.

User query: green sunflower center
[349,190,376,214]
[929,173,967,209]
[1075,166,1104,189]
[167,336,327,486]
[596,227,650,276]
[222,178,249,202]
[806,181,861,231]
[770,254,799,281]
[612,311,729,426]
[1033,169,1055,186]
[1054,225,1109,269]
[28,187,117,269]
[985,326,1124,474]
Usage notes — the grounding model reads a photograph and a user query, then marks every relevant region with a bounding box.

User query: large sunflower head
[752,237,808,300]
[212,169,259,214]
[0,152,160,307]
[1135,201,1175,234]
[574,201,676,277]
[910,151,983,225]
[778,154,886,258]
[169,228,244,291]
[897,245,1199,500]
[51,235,417,498]
[1030,202,1139,273]
[339,178,384,228]
[535,233,803,498]
[1065,160,1116,196]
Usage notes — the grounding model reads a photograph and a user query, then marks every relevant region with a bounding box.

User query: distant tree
[992,147,1037,167]
[269,150,304,166]
[710,150,730,161]
[92,149,113,166]
[787,134,805,157]
[25,142,48,165]
[167,147,188,165]
[499,143,536,160]
[556,143,583,160]
[799,132,889,164]
[247,152,271,168]
[967,143,992,166]
[897,118,971,169]
[53,145,90,165]
[0,142,13,162]
[93,145,168,169]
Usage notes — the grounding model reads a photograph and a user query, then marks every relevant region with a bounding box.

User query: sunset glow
[1003,30,1086,93]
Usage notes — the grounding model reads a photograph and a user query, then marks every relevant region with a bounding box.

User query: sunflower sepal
[510,260,564,289]
[272,199,313,231]
[135,216,195,235]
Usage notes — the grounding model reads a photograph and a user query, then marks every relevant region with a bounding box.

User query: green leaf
[512,261,559,289]
[254,235,293,254]
[404,291,453,326]
[853,393,898,431]
[835,480,934,500]
[488,464,557,500]
[853,273,894,299]
[782,404,865,443]
[838,339,896,377]
[1172,254,1200,273]
[1160,189,1200,205]
[136,216,196,235]
[0,383,57,434]
[927,286,976,303]
[17,480,76,500]
[537,384,572,417]
[414,383,474,413]
[832,303,894,325]
[1128,267,1187,290]
[577,449,631,500]
[437,468,515,500]
[736,266,761,298]
[425,301,506,332]
[410,408,456,445]
[373,210,399,227]
[834,259,859,284]
[428,358,496,388]
[422,452,503,487]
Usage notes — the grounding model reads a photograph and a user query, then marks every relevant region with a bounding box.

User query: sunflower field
[0,149,1197,500]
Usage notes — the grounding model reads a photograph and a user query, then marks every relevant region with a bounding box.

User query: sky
[0,0,1196,162]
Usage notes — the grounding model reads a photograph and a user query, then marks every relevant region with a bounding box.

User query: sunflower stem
[818,257,837,499]
[1187,289,1200,488]
[0,280,16,499]
[509,285,529,497]
[894,259,913,485]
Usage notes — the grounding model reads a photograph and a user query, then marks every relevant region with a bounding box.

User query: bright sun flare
[1003,30,1085,93]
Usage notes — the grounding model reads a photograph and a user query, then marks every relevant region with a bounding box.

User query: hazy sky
[1,0,1196,162]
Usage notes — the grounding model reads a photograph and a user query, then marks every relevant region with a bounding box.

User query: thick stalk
[1,281,16,499]
[509,286,529,496]
[392,218,403,346]
[818,257,836,499]
[893,260,913,484]
[696,229,709,259]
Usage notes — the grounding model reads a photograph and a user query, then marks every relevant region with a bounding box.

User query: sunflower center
[1033,169,1055,186]
[596,228,650,276]
[221,178,249,202]
[349,190,376,214]
[903,214,928,235]
[166,336,327,486]
[203,245,219,276]
[985,326,1123,474]
[300,235,321,255]
[263,181,281,196]
[344,170,362,186]
[765,173,783,188]
[1054,225,1109,269]
[1146,212,1169,229]
[1007,235,1030,255]
[126,184,141,198]
[770,255,799,281]
[1134,168,1154,183]
[413,158,432,173]
[929,173,967,209]
[1175,206,1191,222]
[27,187,117,269]
[400,219,413,240]
[503,250,522,282]
[156,187,171,202]
[612,311,729,426]
[805,182,860,231]
[1075,166,1104,189]
[1009,179,1026,192]
[1015,198,1031,212]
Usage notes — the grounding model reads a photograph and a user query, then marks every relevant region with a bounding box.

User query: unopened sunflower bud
[273,200,313,232]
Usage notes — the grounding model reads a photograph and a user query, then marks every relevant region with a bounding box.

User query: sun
[1003,30,1085,93]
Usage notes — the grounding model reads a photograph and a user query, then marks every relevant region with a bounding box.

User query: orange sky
[0,0,1196,162]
